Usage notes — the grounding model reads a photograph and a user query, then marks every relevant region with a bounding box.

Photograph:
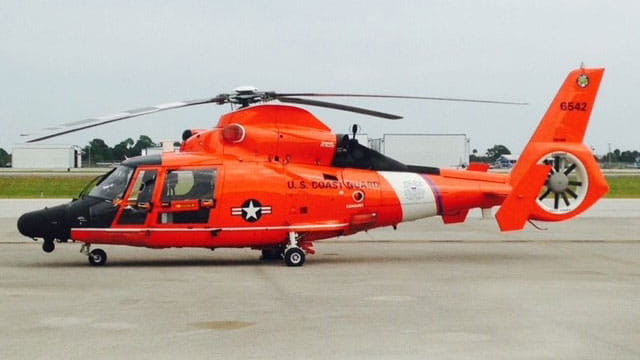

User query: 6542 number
[559,102,587,111]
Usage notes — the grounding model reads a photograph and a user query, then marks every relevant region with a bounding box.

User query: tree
[132,135,156,156]
[485,145,511,162]
[112,138,135,160]
[601,149,640,165]
[0,148,10,167]
[82,138,113,166]
[469,148,482,162]
[79,135,157,166]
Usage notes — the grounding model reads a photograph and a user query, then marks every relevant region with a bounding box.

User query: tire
[284,247,305,267]
[88,249,107,266]
[42,239,55,253]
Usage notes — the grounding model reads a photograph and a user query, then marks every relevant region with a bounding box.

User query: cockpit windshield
[87,165,135,201]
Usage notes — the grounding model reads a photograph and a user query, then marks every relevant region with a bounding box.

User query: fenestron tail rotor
[537,153,588,213]
[21,87,527,143]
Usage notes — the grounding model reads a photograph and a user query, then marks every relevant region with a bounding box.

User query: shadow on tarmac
[14,248,554,268]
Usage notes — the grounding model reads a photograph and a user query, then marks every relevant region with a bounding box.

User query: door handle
[137,202,152,210]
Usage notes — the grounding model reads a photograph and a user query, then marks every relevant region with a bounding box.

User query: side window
[162,169,216,202]
[158,168,217,225]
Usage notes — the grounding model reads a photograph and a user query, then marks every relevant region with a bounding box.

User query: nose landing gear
[80,244,108,266]
[42,238,55,253]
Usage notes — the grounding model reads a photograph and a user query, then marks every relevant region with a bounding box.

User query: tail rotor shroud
[537,152,589,214]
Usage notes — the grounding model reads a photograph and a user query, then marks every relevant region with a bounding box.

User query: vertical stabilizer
[496,68,608,231]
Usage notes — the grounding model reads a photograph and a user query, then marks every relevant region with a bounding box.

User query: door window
[158,168,217,224]
[118,169,158,225]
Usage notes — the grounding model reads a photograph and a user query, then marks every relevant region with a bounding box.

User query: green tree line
[82,135,156,166]
[470,145,512,163]
[470,145,639,166]
[601,149,640,163]
[0,135,157,167]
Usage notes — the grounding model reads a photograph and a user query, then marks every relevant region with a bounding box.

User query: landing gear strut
[284,232,305,267]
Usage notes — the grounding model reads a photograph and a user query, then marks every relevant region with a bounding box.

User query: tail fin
[496,68,609,231]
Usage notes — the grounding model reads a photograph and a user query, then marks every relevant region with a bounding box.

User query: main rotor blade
[277,97,402,120]
[21,96,226,143]
[275,93,528,106]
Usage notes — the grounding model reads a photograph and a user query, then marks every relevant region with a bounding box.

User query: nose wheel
[88,249,107,266]
[42,238,55,253]
[81,244,108,266]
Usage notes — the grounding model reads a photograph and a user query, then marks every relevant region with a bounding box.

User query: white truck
[12,144,81,169]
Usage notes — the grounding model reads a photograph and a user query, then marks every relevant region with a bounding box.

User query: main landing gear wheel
[88,249,107,266]
[42,238,55,253]
[284,247,305,267]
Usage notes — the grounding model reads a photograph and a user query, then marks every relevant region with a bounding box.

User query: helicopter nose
[17,209,48,238]
[17,204,70,240]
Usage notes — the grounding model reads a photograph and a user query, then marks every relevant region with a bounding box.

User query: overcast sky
[1,1,638,156]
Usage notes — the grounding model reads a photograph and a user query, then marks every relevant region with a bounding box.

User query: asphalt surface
[1,199,639,359]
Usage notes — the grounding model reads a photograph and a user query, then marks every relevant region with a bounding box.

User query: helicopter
[17,67,608,266]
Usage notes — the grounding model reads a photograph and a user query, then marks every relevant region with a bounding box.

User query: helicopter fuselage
[67,155,508,250]
[17,104,509,261]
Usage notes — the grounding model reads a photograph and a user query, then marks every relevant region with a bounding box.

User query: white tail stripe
[378,171,438,222]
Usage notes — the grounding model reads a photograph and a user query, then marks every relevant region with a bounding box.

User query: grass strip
[0,175,96,198]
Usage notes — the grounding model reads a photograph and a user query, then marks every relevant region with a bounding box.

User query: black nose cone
[17,210,48,238]
[17,204,70,240]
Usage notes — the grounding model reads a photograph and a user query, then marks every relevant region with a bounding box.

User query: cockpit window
[88,165,135,201]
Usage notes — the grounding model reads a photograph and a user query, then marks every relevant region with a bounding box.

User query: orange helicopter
[17,67,608,266]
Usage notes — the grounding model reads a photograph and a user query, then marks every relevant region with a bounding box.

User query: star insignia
[243,200,260,221]
[231,199,272,223]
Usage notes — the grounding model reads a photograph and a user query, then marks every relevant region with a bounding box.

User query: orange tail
[496,68,609,231]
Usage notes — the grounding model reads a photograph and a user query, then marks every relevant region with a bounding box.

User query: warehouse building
[12,144,82,169]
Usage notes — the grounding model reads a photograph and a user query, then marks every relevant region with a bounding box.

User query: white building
[142,140,179,156]
[12,144,82,169]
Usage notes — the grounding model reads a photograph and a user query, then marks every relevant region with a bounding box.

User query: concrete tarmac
[1,199,639,359]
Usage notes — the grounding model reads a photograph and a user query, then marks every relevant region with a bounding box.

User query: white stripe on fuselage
[378,172,437,222]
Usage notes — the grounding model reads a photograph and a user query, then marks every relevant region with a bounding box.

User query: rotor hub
[548,172,569,193]
[536,152,589,214]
